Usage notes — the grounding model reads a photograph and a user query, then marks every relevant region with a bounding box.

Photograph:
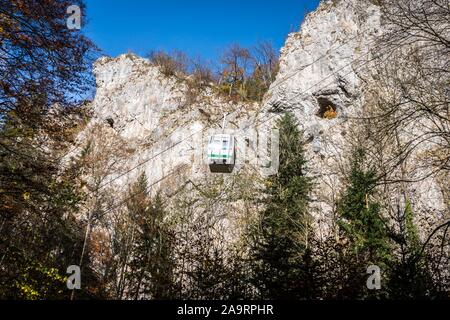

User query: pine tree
[120,173,175,300]
[248,112,314,299]
[335,148,392,299]
[338,148,390,263]
[338,148,392,294]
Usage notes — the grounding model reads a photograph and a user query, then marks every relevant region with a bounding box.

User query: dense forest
[0,0,449,300]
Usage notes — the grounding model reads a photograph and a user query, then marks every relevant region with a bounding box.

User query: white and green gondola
[207,133,236,173]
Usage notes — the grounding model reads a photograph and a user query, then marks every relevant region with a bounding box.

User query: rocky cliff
[68,0,447,239]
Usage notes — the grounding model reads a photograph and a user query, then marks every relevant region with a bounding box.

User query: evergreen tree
[337,148,391,297]
[120,173,175,299]
[248,112,314,299]
[338,148,390,262]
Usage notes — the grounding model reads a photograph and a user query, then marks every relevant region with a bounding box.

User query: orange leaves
[323,105,338,119]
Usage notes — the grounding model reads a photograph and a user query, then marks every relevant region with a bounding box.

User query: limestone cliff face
[264,0,446,234]
[70,0,446,238]
[71,53,261,192]
[263,0,383,233]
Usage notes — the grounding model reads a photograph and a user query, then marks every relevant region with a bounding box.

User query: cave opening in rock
[106,118,114,128]
[316,97,337,119]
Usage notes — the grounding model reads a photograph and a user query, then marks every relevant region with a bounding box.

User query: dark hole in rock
[305,135,314,144]
[106,118,114,128]
[245,138,251,163]
[316,97,337,119]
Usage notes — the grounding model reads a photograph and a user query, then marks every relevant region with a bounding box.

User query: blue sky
[84,0,320,62]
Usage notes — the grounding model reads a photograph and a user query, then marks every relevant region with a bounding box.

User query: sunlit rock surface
[69,0,446,239]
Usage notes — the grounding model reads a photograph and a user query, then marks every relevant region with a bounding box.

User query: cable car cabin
[207,134,235,173]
